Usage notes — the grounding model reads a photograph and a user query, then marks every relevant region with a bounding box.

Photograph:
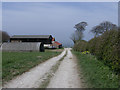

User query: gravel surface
[3,49,66,88]
[47,48,83,88]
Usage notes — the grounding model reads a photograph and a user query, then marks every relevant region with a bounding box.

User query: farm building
[10,35,53,44]
[1,42,44,52]
[1,35,62,51]
[44,37,62,49]
[52,41,62,49]
[44,44,52,49]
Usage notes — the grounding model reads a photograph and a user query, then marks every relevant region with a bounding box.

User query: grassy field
[2,50,62,83]
[72,51,119,88]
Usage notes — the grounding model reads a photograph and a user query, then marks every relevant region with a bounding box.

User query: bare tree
[70,30,83,44]
[0,30,10,42]
[70,32,76,44]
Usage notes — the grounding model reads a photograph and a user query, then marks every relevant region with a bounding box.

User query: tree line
[71,21,120,74]
[0,30,10,43]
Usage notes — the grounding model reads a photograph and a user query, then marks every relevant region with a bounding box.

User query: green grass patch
[2,51,61,83]
[72,51,119,88]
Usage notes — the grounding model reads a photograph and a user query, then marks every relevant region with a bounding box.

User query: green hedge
[73,29,120,73]
[73,40,88,52]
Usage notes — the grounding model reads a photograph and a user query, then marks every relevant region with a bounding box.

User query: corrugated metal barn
[1,42,44,52]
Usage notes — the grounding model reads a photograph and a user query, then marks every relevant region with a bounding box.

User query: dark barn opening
[40,43,44,52]
[10,35,53,44]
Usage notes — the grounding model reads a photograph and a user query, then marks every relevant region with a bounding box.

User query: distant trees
[91,26,103,36]
[91,21,117,36]
[71,22,88,44]
[0,30,10,42]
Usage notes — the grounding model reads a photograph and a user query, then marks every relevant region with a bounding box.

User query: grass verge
[72,51,119,88]
[39,50,67,88]
[2,51,62,84]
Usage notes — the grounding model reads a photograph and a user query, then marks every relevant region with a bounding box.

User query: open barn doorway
[40,43,44,52]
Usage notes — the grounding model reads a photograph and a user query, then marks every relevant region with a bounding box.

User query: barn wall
[1,42,44,52]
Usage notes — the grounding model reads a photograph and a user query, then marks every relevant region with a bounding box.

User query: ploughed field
[2,50,62,83]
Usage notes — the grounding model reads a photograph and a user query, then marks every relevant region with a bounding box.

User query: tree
[91,25,103,36]
[0,30,10,42]
[70,30,83,44]
[91,21,117,36]
[100,21,117,32]
[71,21,88,44]
[74,22,88,32]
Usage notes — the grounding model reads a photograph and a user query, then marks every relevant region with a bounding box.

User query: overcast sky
[0,2,1,42]
[2,2,118,47]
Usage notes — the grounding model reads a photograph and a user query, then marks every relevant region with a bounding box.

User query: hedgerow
[73,29,120,74]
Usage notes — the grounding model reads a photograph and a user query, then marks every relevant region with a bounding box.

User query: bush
[73,40,88,52]
[95,30,119,72]
[73,29,120,74]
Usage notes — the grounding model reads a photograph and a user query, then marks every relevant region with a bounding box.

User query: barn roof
[10,35,52,39]
[1,42,43,52]
[54,41,62,45]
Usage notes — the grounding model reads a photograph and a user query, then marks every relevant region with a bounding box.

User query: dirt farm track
[3,48,84,88]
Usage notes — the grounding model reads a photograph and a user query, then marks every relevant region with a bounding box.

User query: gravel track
[3,48,83,88]
[3,49,66,88]
[47,48,83,88]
